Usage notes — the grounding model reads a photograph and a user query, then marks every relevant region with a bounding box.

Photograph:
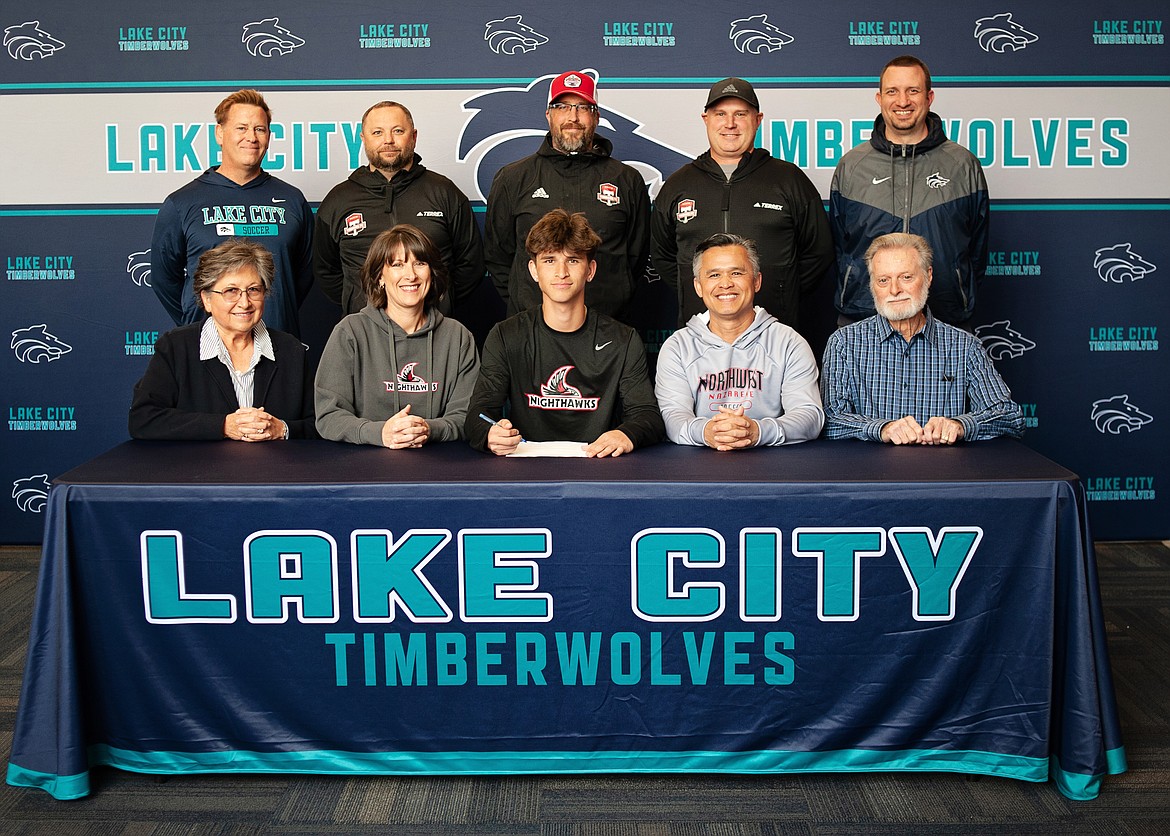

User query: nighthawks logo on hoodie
[386,362,439,393]
[527,365,599,411]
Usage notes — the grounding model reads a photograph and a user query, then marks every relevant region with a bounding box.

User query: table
[7,439,1126,800]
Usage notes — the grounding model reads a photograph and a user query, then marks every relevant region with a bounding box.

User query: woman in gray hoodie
[314,225,479,447]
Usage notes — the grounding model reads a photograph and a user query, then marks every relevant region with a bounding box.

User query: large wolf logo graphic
[4,20,65,60]
[1091,394,1153,435]
[974,320,1036,360]
[12,474,51,513]
[974,13,1038,53]
[729,14,794,54]
[458,72,691,201]
[242,18,305,57]
[127,249,151,287]
[484,15,548,55]
[1093,243,1156,283]
[11,324,72,364]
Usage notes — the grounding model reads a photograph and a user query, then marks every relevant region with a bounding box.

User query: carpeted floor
[1,541,1167,835]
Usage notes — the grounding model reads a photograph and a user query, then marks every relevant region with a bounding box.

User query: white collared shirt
[199,318,275,408]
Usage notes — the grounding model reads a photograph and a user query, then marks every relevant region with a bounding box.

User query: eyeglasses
[548,102,598,115]
[205,286,266,303]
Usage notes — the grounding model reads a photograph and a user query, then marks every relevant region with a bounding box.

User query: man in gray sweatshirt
[655,233,824,449]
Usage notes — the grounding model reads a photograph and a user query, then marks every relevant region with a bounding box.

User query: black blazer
[129,323,317,440]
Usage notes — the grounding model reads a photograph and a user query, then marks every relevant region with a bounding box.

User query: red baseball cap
[548,71,597,106]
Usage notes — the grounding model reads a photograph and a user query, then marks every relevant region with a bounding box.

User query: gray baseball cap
[704,77,760,110]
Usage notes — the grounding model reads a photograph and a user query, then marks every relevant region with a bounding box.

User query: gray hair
[691,232,761,279]
[863,233,933,278]
[193,239,274,298]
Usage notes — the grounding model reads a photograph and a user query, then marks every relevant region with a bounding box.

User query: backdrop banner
[2,0,1168,540]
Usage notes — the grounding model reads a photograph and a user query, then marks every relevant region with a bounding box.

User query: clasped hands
[702,406,759,451]
[381,404,430,449]
[880,415,964,446]
[224,407,286,442]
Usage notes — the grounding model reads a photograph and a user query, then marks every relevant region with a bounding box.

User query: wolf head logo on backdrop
[4,20,65,60]
[974,13,1038,53]
[458,72,691,202]
[1091,394,1153,435]
[242,18,305,57]
[12,474,51,514]
[975,320,1036,360]
[484,15,548,55]
[11,324,72,364]
[729,14,794,54]
[127,250,151,287]
[1093,243,1156,283]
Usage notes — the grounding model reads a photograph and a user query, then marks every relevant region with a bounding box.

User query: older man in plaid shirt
[821,233,1023,445]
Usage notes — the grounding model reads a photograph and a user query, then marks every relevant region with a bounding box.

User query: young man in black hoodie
[467,209,663,457]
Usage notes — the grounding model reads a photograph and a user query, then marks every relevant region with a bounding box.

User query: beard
[875,289,928,322]
[551,124,594,154]
[367,144,414,173]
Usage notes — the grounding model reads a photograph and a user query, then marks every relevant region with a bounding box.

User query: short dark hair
[193,239,274,298]
[525,209,601,260]
[360,225,448,311]
[361,101,415,129]
[214,89,272,125]
[879,55,932,92]
[692,232,761,279]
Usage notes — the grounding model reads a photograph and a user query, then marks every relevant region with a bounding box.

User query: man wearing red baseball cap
[485,70,650,323]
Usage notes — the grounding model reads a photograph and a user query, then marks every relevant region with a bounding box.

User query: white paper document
[507,440,589,458]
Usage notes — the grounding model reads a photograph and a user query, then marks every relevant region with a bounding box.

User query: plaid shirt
[821,312,1024,442]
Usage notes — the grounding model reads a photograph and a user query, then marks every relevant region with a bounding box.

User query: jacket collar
[868,112,948,155]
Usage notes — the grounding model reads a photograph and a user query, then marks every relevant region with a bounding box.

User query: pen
[479,413,525,443]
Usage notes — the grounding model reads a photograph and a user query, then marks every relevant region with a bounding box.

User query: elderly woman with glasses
[129,239,316,441]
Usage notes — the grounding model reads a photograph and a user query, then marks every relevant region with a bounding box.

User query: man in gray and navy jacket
[830,55,989,328]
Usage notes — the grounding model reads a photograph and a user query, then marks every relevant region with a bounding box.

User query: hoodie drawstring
[388,320,400,414]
